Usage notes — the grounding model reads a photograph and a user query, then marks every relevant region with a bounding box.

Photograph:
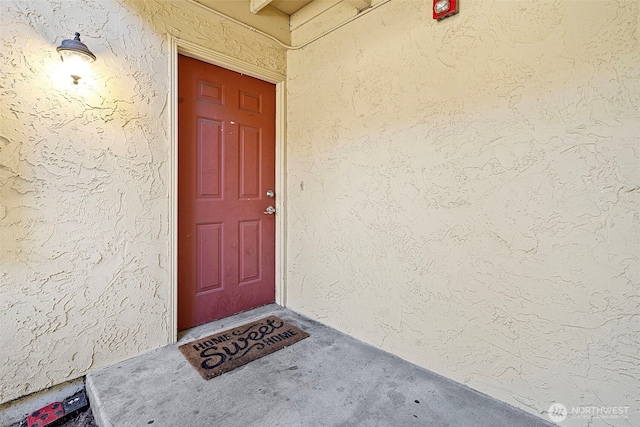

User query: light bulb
[59,50,92,84]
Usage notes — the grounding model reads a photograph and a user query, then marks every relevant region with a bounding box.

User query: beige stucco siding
[285,1,640,424]
[1,0,639,423]
[0,0,285,404]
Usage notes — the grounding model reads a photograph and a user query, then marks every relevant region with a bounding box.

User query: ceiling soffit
[185,0,376,47]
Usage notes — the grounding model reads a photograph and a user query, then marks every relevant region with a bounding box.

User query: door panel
[239,220,261,284]
[196,223,222,293]
[239,126,261,198]
[178,54,276,330]
[197,118,223,198]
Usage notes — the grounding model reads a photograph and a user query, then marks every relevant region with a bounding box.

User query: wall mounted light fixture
[56,32,96,85]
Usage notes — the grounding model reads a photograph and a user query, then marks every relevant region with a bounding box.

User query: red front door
[178,54,276,330]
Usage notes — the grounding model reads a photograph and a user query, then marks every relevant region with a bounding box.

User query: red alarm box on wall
[433,0,458,20]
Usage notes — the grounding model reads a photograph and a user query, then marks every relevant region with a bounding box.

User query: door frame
[168,36,287,343]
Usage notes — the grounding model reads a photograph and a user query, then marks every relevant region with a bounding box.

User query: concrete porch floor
[86,304,553,427]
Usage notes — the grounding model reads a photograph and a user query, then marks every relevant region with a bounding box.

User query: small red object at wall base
[26,402,65,427]
[433,0,459,21]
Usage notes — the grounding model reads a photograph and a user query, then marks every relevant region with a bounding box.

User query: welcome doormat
[179,315,310,379]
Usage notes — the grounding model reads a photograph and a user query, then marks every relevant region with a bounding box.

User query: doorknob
[264,205,276,215]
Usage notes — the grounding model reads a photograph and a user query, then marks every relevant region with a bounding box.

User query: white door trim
[168,36,287,344]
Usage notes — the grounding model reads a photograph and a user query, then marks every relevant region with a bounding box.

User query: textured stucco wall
[0,0,284,404]
[286,1,640,425]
